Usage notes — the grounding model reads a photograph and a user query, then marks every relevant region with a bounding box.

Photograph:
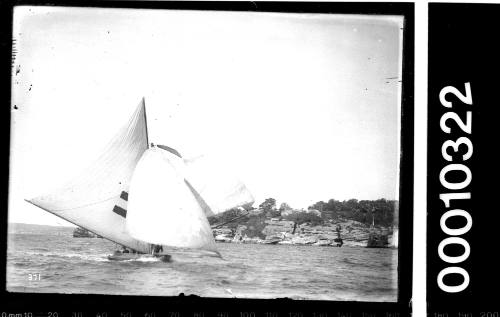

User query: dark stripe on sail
[113,205,127,218]
[120,191,128,201]
[157,144,182,158]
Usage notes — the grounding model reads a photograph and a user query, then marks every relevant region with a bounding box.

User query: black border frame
[427,3,500,314]
[1,2,414,315]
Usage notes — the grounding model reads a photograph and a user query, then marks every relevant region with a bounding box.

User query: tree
[279,202,292,212]
[259,198,276,213]
[326,199,341,212]
[309,201,326,212]
[285,212,323,226]
[207,208,241,228]
[346,199,359,210]
[299,197,397,226]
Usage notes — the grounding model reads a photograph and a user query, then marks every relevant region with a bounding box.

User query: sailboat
[25,98,254,261]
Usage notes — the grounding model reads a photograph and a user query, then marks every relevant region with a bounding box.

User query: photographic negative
[7,4,411,304]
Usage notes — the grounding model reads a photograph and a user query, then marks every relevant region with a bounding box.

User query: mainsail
[26,99,151,253]
[125,147,217,252]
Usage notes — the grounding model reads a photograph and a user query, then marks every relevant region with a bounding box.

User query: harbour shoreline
[213,218,396,248]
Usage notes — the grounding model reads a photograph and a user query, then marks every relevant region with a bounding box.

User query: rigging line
[211,211,250,229]
[31,194,121,212]
[142,97,149,148]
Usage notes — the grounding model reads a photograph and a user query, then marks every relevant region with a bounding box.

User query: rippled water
[7,224,398,301]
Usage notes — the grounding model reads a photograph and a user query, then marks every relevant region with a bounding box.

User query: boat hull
[107,253,145,261]
[107,253,172,262]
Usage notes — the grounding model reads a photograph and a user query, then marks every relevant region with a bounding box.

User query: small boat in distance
[26,98,254,261]
[73,227,98,238]
[366,232,389,248]
[366,214,389,248]
[263,236,282,244]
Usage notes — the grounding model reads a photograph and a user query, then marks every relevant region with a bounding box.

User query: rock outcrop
[213,227,234,242]
[212,218,394,247]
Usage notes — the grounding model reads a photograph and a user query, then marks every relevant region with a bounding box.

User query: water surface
[7,224,397,301]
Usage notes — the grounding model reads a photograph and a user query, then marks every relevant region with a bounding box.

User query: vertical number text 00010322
[437,82,474,293]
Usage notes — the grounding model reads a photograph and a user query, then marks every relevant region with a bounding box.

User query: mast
[141,97,154,251]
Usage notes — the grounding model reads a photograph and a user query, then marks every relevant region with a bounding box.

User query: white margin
[414,1,427,316]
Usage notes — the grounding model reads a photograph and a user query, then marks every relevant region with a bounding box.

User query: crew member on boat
[153,244,163,254]
[149,244,163,255]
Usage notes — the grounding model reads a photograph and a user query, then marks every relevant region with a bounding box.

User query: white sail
[26,97,254,255]
[183,154,254,217]
[155,145,255,217]
[26,99,150,253]
[125,147,217,252]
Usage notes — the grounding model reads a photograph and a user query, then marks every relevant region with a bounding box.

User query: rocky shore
[212,218,395,248]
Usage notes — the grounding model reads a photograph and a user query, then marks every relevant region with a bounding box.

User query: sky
[9,7,404,226]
